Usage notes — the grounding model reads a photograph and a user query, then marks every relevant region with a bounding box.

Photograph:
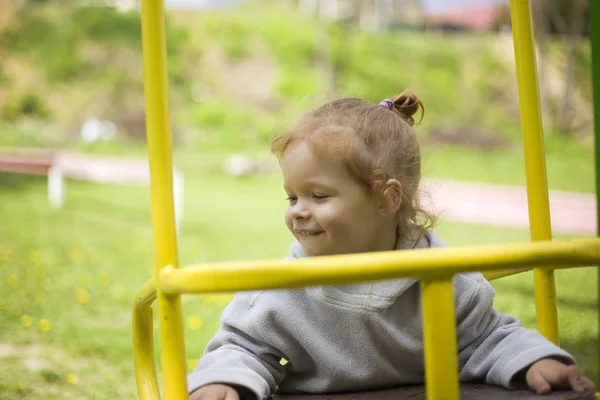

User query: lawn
[0,145,596,399]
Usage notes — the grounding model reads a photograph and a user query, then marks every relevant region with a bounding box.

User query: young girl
[188,92,595,400]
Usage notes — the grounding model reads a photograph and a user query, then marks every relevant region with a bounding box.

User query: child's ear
[378,179,402,217]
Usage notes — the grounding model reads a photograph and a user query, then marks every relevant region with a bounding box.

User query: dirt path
[55,152,596,236]
[423,178,596,236]
[1,149,596,235]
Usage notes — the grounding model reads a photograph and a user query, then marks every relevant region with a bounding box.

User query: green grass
[423,133,596,193]
[0,166,596,398]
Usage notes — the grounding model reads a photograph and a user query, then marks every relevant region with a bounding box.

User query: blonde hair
[271,91,436,243]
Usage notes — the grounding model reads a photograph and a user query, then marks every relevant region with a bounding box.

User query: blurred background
[0,0,596,398]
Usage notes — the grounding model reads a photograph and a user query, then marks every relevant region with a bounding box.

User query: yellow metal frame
[509,0,559,345]
[141,0,186,398]
[134,1,596,399]
[133,240,600,400]
[157,239,598,295]
[133,280,160,400]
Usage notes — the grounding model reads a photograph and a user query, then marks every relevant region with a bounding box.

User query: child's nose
[290,202,311,219]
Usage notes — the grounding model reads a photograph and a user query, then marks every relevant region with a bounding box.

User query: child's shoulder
[422,231,496,302]
[229,288,308,310]
[453,272,496,315]
[455,271,489,286]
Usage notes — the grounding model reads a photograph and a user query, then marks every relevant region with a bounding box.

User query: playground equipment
[132,0,600,399]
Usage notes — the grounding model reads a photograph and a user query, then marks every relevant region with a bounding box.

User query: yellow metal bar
[141,1,187,399]
[160,238,600,294]
[509,0,559,345]
[133,280,160,400]
[483,268,530,281]
[532,268,558,343]
[422,278,460,400]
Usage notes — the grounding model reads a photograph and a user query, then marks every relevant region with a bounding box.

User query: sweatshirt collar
[289,230,442,259]
[289,231,445,308]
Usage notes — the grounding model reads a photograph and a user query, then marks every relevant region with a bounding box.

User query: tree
[532,0,589,136]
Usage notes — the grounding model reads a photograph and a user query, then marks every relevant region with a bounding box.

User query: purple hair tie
[378,99,395,110]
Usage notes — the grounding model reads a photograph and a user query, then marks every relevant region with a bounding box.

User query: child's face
[281,141,395,257]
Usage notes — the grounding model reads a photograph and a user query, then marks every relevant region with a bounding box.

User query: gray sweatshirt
[188,231,573,399]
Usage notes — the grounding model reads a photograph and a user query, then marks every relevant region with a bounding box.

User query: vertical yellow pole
[141,1,187,399]
[509,0,559,345]
[421,279,460,400]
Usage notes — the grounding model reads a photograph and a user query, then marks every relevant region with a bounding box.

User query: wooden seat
[273,384,595,400]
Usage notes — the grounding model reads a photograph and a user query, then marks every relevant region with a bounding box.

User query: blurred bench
[0,150,64,208]
[0,153,55,175]
[0,148,184,229]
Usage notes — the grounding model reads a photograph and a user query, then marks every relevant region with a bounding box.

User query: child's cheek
[319,203,349,231]
[284,210,295,233]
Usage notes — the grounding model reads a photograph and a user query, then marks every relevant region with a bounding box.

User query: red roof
[426,4,507,31]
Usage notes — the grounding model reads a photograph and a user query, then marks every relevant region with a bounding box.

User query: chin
[302,247,325,257]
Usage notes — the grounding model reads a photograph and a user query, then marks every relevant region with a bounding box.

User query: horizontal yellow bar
[160,238,600,295]
[484,268,530,281]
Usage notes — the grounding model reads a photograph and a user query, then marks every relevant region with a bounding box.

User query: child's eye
[313,194,329,200]
[286,196,297,204]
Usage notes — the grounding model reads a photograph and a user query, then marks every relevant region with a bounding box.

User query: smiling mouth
[295,231,324,237]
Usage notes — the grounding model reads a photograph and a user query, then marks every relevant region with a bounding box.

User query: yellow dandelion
[35,293,45,304]
[28,249,44,266]
[38,319,51,332]
[113,286,129,301]
[66,373,78,385]
[76,289,89,304]
[0,246,13,262]
[7,274,17,287]
[98,272,111,287]
[69,247,84,264]
[186,315,203,330]
[34,266,45,279]
[187,359,198,371]
[20,315,32,328]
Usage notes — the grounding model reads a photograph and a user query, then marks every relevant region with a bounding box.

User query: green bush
[258,13,317,66]
[343,33,412,101]
[2,94,51,121]
[3,10,84,81]
[202,14,253,59]
[276,66,320,98]
[74,6,142,48]
[188,99,277,149]
[2,4,188,83]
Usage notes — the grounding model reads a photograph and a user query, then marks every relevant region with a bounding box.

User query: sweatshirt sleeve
[454,273,574,388]
[188,293,287,400]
